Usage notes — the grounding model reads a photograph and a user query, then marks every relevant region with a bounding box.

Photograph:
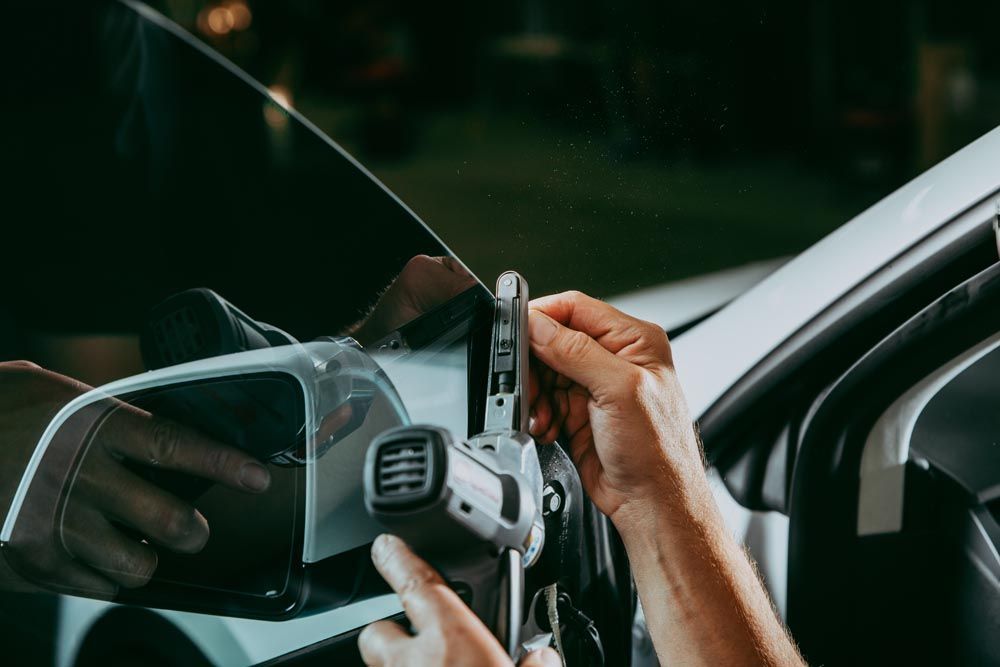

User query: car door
[679,157,1000,662]
[788,256,1000,665]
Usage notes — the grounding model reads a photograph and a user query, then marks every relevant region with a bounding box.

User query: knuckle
[640,319,664,339]
[646,325,673,359]
[562,330,592,359]
[148,419,181,465]
[621,366,647,393]
[398,568,440,599]
[201,444,236,479]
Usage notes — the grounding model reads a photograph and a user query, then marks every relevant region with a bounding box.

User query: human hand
[528,294,806,667]
[358,534,560,667]
[526,291,705,529]
[350,255,478,346]
[0,361,272,594]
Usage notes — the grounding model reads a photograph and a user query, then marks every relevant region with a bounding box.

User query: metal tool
[363,271,545,657]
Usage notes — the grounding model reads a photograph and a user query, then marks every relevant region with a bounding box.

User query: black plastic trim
[706,218,996,462]
[787,261,1000,665]
[709,217,997,510]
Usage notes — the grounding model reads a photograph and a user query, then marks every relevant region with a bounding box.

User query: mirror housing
[1,340,407,619]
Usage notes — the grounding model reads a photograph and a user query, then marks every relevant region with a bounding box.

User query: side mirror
[0,340,407,619]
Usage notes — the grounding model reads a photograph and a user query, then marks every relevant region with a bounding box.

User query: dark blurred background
[151,0,1000,296]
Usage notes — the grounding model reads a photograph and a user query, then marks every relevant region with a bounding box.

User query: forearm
[615,476,804,667]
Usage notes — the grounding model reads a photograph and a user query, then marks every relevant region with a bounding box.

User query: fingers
[531,291,671,365]
[7,532,118,599]
[561,384,591,439]
[529,362,556,441]
[540,386,569,445]
[528,310,637,405]
[530,290,668,445]
[520,648,562,667]
[61,508,158,588]
[49,559,119,600]
[370,534,465,632]
[101,406,271,493]
[358,620,410,666]
[88,464,210,553]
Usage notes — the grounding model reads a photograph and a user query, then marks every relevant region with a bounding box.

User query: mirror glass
[2,373,305,611]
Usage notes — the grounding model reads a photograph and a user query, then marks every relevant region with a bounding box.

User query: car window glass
[1,3,484,344]
[0,2,490,661]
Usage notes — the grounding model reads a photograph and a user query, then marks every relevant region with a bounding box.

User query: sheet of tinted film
[302,340,468,562]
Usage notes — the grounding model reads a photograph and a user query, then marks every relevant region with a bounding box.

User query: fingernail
[528,416,538,434]
[529,311,557,345]
[240,462,271,492]
[179,510,210,553]
[372,533,395,563]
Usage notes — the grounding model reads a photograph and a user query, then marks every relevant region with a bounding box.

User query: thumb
[529,310,634,402]
[519,647,562,667]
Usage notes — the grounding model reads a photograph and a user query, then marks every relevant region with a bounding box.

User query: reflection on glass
[1,370,308,600]
[1,255,487,617]
[0,0,491,632]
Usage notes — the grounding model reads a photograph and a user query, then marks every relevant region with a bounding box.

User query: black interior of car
[788,260,1000,665]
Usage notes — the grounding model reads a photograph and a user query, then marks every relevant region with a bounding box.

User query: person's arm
[527,291,804,666]
[616,465,801,666]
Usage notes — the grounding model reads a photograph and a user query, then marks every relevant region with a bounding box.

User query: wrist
[614,423,710,523]
[609,463,718,551]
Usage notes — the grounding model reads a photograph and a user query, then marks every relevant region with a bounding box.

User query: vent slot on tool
[378,441,429,497]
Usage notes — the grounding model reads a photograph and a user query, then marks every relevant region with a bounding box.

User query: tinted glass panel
[0,2,492,662]
[1,2,483,342]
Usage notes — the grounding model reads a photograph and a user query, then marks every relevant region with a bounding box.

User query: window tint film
[0,1,492,661]
[1,2,485,341]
